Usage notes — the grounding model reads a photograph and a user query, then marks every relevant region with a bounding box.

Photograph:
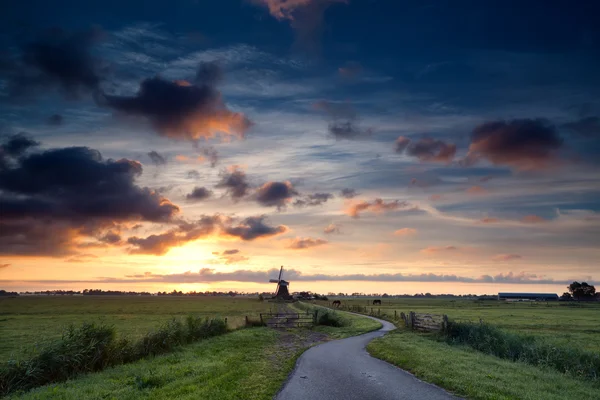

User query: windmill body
[269,266,293,300]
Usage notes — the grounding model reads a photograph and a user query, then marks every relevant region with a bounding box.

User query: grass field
[318,298,600,352]
[0,296,274,361]
[3,301,380,400]
[368,330,599,400]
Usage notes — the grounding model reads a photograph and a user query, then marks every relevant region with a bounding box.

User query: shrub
[315,310,346,327]
[0,316,229,396]
[444,321,600,381]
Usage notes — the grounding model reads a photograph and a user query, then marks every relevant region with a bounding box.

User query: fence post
[409,311,415,329]
[394,310,397,319]
[245,315,249,326]
[371,307,373,314]
[225,317,228,326]
[259,314,263,324]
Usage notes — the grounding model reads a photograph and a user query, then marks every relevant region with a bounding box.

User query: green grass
[368,329,600,400]
[8,328,292,400]
[0,296,273,361]
[318,298,600,352]
[293,302,381,339]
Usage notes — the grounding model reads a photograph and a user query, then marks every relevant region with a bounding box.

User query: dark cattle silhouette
[373,299,381,305]
[332,300,341,307]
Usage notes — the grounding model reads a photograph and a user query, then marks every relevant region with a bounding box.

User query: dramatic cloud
[340,188,358,199]
[464,119,564,170]
[128,215,223,255]
[186,186,213,201]
[224,215,288,241]
[420,245,459,254]
[147,150,167,166]
[0,140,179,255]
[396,136,456,163]
[216,166,250,200]
[46,268,578,285]
[287,237,328,249]
[0,133,40,162]
[7,28,105,99]
[345,198,412,218]
[255,181,298,209]
[394,228,417,236]
[323,223,341,234]
[314,100,372,139]
[100,63,251,141]
[562,117,600,138]
[294,192,333,207]
[492,254,522,261]
[100,231,122,244]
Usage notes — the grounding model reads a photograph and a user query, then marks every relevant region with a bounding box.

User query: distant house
[498,292,559,301]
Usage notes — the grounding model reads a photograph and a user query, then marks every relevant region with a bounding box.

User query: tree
[568,282,596,299]
[560,292,572,301]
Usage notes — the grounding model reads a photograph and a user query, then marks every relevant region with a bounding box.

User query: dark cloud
[396,136,456,163]
[224,215,288,241]
[128,215,223,255]
[464,119,564,170]
[211,249,248,264]
[186,186,213,201]
[294,192,333,207]
[340,188,358,199]
[223,249,239,255]
[255,181,298,209]
[201,146,219,167]
[47,114,63,126]
[0,133,40,160]
[0,141,179,256]
[287,237,328,249]
[216,166,250,200]
[492,254,522,261]
[8,28,105,99]
[186,170,201,179]
[562,117,600,138]
[100,74,251,141]
[99,231,122,244]
[147,150,167,166]
[195,61,224,86]
[345,199,413,218]
[314,100,372,140]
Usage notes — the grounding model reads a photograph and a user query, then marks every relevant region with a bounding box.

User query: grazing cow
[332,300,341,307]
[373,299,381,305]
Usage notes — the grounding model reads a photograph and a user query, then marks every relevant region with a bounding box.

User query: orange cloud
[492,254,523,261]
[287,237,328,250]
[345,198,412,218]
[394,228,417,236]
[251,0,346,21]
[175,155,205,164]
[420,245,459,254]
[466,185,488,195]
[521,215,547,224]
[479,217,500,224]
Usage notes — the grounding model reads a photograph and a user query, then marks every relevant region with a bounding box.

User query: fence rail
[259,312,314,328]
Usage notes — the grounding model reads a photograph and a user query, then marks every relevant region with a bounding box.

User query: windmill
[269,266,292,300]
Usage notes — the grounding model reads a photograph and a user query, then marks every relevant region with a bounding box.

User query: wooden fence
[403,312,448,332]
[259,312,314,328]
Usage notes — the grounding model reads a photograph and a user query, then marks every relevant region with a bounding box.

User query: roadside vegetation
[293,302,381,338]
[368,330,599,400]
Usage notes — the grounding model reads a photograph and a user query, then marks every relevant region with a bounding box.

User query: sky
[0,0,599,295]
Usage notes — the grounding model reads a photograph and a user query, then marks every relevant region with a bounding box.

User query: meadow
[319,297,600,352]
[0,296,275,361]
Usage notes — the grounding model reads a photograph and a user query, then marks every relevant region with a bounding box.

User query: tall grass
[0,316,228,396]
[296,302,347,327]
[444,321,600,381]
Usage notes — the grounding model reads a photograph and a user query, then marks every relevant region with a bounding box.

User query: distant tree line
[0,290,19,297]
[560,282,597,301]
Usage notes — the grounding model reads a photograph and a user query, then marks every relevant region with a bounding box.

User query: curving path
[275,313,458,400]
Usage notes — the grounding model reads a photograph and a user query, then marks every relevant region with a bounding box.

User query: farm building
[498,292,559,301]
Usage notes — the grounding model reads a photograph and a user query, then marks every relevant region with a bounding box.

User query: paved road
[276,313,458,400]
